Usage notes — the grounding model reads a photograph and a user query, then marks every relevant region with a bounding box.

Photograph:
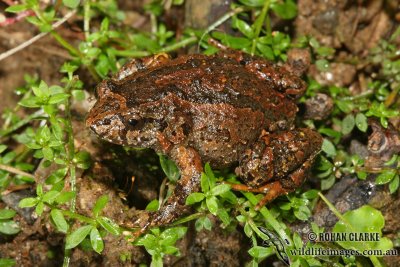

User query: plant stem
[111,36,198,58]
[64,78,78,212]
[62,210,94,224]
[0,163,35,179]
[340,89,374,101]
[251,0,270,55]
[51,29,100,82]
[198,6,246,49]
[83,0,91,39]
[110,49,150,57]
[242,192,293,246]
[0,110,45,139]
[161,36,198,53]
[170,212,204,226]
[62,78,78,267]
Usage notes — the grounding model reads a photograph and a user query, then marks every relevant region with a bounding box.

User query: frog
[86,49,323,232]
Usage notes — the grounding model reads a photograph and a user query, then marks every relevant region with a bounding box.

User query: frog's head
[86,80,166,149]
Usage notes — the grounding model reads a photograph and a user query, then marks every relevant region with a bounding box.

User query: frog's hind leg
[131,146,203,235]
[233,128,322,209]
[113,53,171,81]
[230,158,315,209]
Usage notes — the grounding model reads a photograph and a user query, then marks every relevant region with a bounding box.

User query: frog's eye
[128,118,139,127]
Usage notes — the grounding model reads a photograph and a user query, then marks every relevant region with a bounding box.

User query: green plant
[0,208,20,235]
[134,227,187,267]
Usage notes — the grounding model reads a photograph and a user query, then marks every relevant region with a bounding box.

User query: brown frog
[86,49,323,231]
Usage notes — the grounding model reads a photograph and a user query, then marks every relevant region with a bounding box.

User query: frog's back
[109,54,298,132]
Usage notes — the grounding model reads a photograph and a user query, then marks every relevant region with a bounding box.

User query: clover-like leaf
[333,205,393,253]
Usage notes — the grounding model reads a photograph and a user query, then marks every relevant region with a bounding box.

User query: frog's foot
[130,146,203,236]
[235,128,323,209]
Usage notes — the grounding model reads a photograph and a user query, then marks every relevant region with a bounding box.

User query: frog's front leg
[234,128,322,209]
[132,146,203,232]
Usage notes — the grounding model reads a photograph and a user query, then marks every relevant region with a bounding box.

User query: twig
[0,10,35,27]
[0,163,35,179]
[197,6,246,52]
[0,9,77,62]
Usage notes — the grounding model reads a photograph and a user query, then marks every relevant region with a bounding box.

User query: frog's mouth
[87,113,127,145]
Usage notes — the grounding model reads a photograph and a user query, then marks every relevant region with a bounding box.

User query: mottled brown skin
[86,51,323,231]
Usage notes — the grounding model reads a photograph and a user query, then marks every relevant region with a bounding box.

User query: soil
[0,0,399,266]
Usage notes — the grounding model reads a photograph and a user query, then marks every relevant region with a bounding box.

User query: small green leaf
[63,0,80,8]
[42,147,53,160]
[355,113,368,132]
[200,173,210,193]
[206,196,218,215]
[50,209,68,233]
[19,197,39,208]
[162,245,179,255]
[32,81,50,98]
[65,225,93,249]
[0,145,7,153]
[0,220,20,235]
[38,126,51,144]
[0,258,16,267]
[248,246,274,259]
[376,170,396,185]
[389,175,399,194]
[321,139,336,157]
[134,233,158,247]
[315,46,335,57]
[0,209,16,220]
[217,208,230,226]
[73,151,91,169]
[48,93,70,104]
[294,205,311,221]
[185,192,205,205]
[333,205,393,253]
[233,18,253,38]
[244,222,252,237]
[309,37,320,48]
[5,4,27,13]
[256,43,274,60]
[19,97,40,108]
[301,189,319,199]
[204,163,215,184]
[92,195,109,218]
[160,227,187,245]
[271,0,297,19]
[42,190,60,204]
[293,232,303,249]
[35,201,44,216]
[210,184,231,196]
[55,191,76,204]
[341,114,355,135]
[159,155,180,182]
[316,59,330,72]
[46,167,68,185]
[97,216,120,235]
[90,227,104,254]
[321,175,335,190]
[145,199,160,211]
[72,90,86,101]
[195,216,212,231]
